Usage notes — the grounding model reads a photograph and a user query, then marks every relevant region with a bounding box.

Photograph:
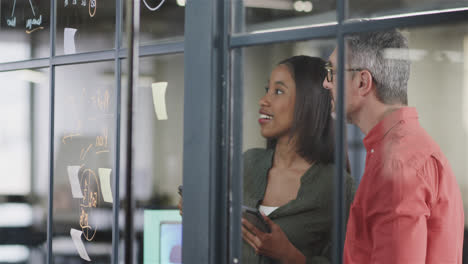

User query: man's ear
[358,70,373,96]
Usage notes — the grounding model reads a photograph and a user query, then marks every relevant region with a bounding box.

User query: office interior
[1,0,468,263]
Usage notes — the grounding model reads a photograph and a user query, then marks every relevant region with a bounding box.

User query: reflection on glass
[0,0,50,62]
[348,0,468,19]
[123,0,184,46]
[120,53,184,262]
[53,62,115,263]
[233,0,336,33]
[56,0,115,55]
[0,69,50,264]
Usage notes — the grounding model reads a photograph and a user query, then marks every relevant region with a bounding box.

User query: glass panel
[348,0,468,19]
[332,25,468,261]
[56,0,115,55]
[120,53,184,262]
[0,0,50,62]
[53,61,115,262]
[0,68,50,263]
[123,0,185,46]
[242,41,334,150]
[232,0,336,34]
[240,40,356,263]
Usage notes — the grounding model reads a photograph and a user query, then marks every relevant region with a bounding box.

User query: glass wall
[0,0,50,62]
[120,53,184,263]
[405,23,468,223]
[0,69,50,263]
[124,0,185,46]
[337,23,468,222]
[338,22,468,262]
[233,0,336,33]
[52,61,115,263]
[56,0,116,54]
[236,30,371,186]
[242,41,334,151]
[1,0,468,263]
[239,40,363,264]
[0,0,187,260]
[348,0,468,19]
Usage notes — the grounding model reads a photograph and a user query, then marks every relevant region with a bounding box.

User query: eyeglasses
[324,62,364,83]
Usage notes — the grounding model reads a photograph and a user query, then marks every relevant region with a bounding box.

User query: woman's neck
[273,136,310,169]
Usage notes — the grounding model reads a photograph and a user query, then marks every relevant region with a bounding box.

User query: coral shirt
[344,107,464,264]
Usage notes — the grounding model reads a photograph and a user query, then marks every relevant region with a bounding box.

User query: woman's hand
[241,213,306,264]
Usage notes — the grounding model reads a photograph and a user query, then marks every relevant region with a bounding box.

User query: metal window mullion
[228,48,244,264]
[137,42,184,57]
[111,55,122,264]
[48,43,184,67]
[50,51,116,66]
[124,0,139,262]
[111,0,123,260]
[46,0,56,259]
[332,0,347,262]
[230,8,468,50]
[183,0,227,263]
[230,24,338,48]
[46,66,55,264]
[218,0,232,263]
[229,1,245,262]
[342,9,468,34]
[0,59,49,72]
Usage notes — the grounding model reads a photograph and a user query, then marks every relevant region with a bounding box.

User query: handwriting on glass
[7,17,16,27]
[6,0,44,33]
[63,0,97,17]
[64,86,113,246]
[142,0,166,11]
[89,0,97,17]
[79,168,100,241]
[26,15,42,30]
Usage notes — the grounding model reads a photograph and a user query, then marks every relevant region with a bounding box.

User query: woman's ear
[358,70,373,96]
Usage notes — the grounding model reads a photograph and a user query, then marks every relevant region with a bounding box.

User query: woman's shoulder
[243,148,273,164]
[312,163,355,186]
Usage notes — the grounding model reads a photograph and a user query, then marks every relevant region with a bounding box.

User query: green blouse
[242,148,355,264]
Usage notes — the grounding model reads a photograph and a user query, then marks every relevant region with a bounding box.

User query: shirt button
[371,149,374,153]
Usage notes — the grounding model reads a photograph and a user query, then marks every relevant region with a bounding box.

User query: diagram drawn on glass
[142,0,165,11]
[63,0,97,17]
[6,0,44,33]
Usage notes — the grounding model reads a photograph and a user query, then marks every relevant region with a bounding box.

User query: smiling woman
[258,64,296,140]
[242,55,355,264]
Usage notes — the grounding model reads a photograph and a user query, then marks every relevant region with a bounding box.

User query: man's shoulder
[383,123,441,167]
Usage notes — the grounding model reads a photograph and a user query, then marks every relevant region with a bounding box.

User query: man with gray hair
[323,29,464,263]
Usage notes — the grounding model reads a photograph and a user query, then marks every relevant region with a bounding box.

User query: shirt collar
[363,107,418,151]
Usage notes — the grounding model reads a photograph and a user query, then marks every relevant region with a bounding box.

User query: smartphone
[177,185,183,197]
[242,205,271,233]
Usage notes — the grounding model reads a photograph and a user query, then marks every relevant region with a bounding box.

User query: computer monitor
[144,210,182,264]
[159,221,182,263]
